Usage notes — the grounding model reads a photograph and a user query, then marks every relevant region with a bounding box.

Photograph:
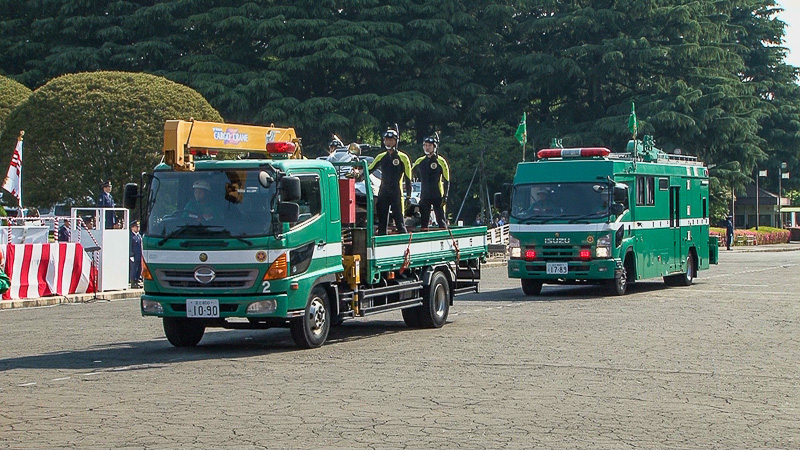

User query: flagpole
[522,141,526,162]
[18,131,23,215]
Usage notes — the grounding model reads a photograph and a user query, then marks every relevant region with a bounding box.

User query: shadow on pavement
[458,280,672,303]
[0,319,418,372]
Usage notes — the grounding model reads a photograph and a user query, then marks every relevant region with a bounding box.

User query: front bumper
[507,258,620,281]
[141,293,291,318]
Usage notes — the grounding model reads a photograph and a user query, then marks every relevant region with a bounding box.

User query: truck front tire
[521,279,543,296]
[290,286,331,349]
[606,266,628,296]
[163,317,205,347]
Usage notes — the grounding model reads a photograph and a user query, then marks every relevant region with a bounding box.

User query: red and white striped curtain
[2,243,97,300]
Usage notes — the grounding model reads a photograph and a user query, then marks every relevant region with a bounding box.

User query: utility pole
[779,162,788,228]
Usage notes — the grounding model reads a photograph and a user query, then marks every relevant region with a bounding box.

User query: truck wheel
[521,279,543,295]
[606,266,628,296]
[419,271,450,328]
[163,318,205,347]
[675,255,694,286]
[290,286,330,349]
[401,307,422,328]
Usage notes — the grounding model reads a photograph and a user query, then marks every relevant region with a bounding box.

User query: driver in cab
[530,189,552,213]
[184,179,217,222]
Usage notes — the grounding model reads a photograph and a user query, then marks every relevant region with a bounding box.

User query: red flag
[2,133,23,205]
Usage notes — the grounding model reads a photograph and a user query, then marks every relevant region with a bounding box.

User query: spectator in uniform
[58,218,71,242]
[412,136,450,230]
[726,215,734,250]
[130,220,143,288]
[368,128,412,235]
[97,180,117,228]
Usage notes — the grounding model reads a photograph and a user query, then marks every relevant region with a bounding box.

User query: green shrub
[0,71,222,207]
[0,76,31,136]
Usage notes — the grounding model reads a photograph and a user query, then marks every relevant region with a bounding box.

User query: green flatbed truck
[505,136,718,296]
[125,120,487,348]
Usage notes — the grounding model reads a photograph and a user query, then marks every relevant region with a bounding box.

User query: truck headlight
[509,235,521,258]
[596,234,611,258]
[142,299,163,314]
[247,300,277,315]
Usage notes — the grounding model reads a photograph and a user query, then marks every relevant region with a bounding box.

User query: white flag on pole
[782,172,790,179]
[758,170,767,177]
[2,135,22,205]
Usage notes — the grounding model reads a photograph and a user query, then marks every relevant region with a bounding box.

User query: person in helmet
[328,137,344,155]
[412,136,450,229]
[368,128,412,235]
[183,179,218,222]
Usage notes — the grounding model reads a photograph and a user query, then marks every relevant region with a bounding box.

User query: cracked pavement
[0,250,798,448]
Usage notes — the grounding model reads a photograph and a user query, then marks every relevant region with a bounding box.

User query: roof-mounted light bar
[537,147,611,159]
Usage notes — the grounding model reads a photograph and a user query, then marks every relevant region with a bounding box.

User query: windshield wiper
[157,225,201,246]
[231,234,254,246]
[516,216,563,224]
[567,212,610,223]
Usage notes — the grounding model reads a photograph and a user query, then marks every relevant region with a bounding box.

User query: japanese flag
[3,137,22,204]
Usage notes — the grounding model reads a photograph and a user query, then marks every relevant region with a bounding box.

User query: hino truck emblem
[194,267,216,284]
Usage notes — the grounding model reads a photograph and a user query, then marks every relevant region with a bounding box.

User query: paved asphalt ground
[0,248,798,448]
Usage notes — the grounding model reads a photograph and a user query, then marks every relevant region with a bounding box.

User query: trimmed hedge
[710,226,790,246]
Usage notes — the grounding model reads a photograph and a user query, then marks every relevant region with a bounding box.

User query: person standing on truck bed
[412,136,450,230]
[369,128,412,235]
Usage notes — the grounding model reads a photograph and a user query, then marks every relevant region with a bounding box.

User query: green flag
[628,102,638,138]
[515,112,527,145]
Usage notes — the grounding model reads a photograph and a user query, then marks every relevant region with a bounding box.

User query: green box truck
[505,136,717,296]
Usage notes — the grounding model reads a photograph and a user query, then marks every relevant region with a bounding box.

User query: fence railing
[486,224,509,245]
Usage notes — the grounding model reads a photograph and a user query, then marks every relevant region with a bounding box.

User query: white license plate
[186,299,219,318]
[546,262,568,275]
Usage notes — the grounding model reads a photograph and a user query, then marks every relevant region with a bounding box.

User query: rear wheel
[163,318,205,347]
[419,271,450,328]
[290,286,331,349]
[675,255,694,286]
[521,279,543,296]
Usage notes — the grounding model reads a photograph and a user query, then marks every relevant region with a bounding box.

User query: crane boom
[163,120,301,171]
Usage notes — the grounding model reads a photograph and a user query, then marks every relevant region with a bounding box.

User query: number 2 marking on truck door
[261,281,270,293]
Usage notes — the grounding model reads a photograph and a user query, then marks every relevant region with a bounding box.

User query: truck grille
[155,269,259,290]
[537,245,585,260]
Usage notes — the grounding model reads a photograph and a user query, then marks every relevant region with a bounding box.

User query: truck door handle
[316,240,326,248]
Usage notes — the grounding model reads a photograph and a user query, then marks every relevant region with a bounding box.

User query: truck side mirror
[613,185,628,204]
[279,176,301,202]
[611,203,625,216]
[258,171,274,188]
[278,202,300,223]
[123,183,139,210]
[493,192,503,210]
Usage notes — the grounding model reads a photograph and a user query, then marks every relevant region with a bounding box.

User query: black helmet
[329,138,343,148]
[383,129,399,140]
[423,136,438,146]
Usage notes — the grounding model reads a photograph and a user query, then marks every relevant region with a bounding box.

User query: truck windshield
[511,182,611,221]
[147,169,276,239]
